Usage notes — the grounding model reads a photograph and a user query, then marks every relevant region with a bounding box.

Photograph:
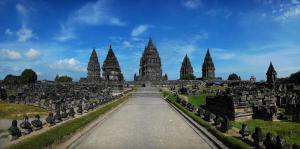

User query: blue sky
[0,0,300,81]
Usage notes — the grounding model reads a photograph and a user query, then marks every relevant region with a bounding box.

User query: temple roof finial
[206,48,211,57]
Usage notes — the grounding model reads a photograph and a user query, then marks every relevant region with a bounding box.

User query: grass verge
[161,88,251,149]
[8,93,132,149]
[233,119,300,145]
[0,101,48,119]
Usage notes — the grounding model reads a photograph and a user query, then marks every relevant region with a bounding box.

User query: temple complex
[180,54,194,80]
[137,38,163,81]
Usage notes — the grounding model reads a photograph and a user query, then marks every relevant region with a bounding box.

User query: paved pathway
[70,87,215,149]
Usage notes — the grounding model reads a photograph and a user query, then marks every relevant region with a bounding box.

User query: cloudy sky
[0,0,300,81]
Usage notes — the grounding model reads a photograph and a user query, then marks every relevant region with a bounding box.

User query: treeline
[1,69,74,85]
[2,69,37,85]
[278,70,300,84]
[54,75,72,82]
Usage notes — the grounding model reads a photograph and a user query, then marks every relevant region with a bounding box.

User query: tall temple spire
[202,48,215,80]
[145,38,157,53]
[102,45,123,81]
[266,61,277,85]
[87,48,101,82]
[138,38,163,81]
[204,48,212,61]
[180,54,194,80]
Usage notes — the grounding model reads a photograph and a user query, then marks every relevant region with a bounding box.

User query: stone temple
[86,48,101,82]
[202,49,215,80]
[137,38,163,81]
[102,45,124,82]
[266,62,277,85]
[180,54,194,80]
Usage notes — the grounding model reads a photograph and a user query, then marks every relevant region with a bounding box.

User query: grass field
[187,94,214,107]
[8,92,132,149]
[0,101,48,119]
[6,89,16,96]
[233,119,300,145]
[200,86,226,91]
[0,129,7,133]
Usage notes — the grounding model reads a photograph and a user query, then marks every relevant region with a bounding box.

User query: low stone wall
[125,80,206,87]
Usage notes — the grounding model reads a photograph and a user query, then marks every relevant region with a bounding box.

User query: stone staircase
[132,86,162,98]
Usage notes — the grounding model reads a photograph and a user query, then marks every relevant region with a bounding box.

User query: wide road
[70,87,216,149]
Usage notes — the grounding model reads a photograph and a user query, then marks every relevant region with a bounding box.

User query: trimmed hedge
[8,93,132,149]
[162,89,251,149]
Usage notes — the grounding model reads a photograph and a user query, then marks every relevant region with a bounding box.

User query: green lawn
[278,108,285,113]
[188,86,226,91]
[233,119,300,145]
[200,86,226,91]
[0,101,48,119]
[6,89,16,96]
[187,94,214,107]
[0,129,7,133]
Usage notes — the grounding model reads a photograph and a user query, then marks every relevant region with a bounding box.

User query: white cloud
[110,17,126,26]
[182,0,202,9]
[131,25,149,36]
[5,28,13,36]
[0,49,22,60]
[50,58,85,72]
[16,3,27,16]
[291,0,300,4]
[274,5,300,22]
[205,8,232,18]
[212,48,236,60]
[206,10,217,16]
[55,0,125,42]
[69,0,125,26]
[16,27,33,42]
[54,25,76,42]
[193,32,208,41]
[26,48,40,59]
[36,71,42,76]
[122,40,132,48]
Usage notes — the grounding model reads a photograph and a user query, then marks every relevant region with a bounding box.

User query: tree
[227,73,241,80]
[54,75,59,82]
[20,69,37,84]
[56,75,72,82]
[181,74,196,80]
[3,74,21,85]
[289,71,300,84]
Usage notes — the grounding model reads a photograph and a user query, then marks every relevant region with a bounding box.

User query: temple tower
[87,48,101,82]
[102,45,124,81]
[202,49,215,80]
[266,62,277,85]
[180,54,194,80]
[138,38,162,81]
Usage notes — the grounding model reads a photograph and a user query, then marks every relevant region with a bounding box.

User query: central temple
[136,38,163,81]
